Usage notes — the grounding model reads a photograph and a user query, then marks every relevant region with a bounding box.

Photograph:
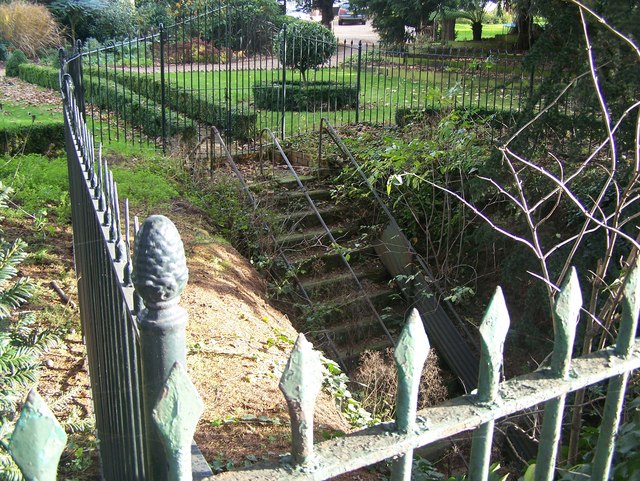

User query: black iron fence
[64,4,569,155]
[59,48,213,481]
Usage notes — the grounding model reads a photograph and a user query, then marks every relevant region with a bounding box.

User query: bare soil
[2,73,381,479]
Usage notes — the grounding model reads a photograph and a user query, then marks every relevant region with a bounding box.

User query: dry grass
[352,348,449,421]
[0,1,61,58]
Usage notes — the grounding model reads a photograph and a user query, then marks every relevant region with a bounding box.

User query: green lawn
[162,62,531,137]
[454,23,510,42]
[0,102,62,128]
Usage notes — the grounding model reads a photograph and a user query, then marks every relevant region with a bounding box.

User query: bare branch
[565,0,640,59]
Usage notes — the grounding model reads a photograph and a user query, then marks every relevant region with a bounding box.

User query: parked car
[337,2,365,25]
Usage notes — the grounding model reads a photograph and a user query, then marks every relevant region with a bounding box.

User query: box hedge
[88,67,256,141]
[18,64,195,140]
[253,81,358,111]
[82,76,196,140]
[0,123,65,155]
[18,63,60,90]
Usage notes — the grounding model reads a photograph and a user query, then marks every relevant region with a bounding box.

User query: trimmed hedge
[18,64,195,140]
[0,123,65,155]
[18,63,60,90]
[88,67,256,141]
[253,81,358,111]
[82,76,196,140]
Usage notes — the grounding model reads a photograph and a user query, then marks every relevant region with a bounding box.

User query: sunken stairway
[248,165,479,390]
[251,171,406,369]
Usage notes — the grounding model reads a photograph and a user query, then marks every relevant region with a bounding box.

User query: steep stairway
[250,169,406,368]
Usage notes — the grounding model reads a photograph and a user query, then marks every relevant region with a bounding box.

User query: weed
[0,155,71,223]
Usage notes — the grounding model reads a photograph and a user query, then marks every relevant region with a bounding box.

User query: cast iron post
[133,215,189,481]
[355,40,362,124]
[159,23,167,153]
[281,23,287,140]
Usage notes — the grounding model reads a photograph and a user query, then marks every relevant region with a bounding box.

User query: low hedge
[88,67,256,141]
[253,81,359,111]
[19,64,195,140]
[0,123,65,155]
[19,63,60,90]
[82,76,196,140]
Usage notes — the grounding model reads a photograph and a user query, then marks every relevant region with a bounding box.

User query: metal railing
[318,117,479,390]
[26,48,213,481]
[56,2,568,157]
[6,50,639,481]
[258,128,395,348]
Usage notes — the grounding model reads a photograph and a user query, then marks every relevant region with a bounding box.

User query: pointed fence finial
[279,333,323,465]
[591,257,640,480]
[536,268,582,481]
[477,287,510,403]
[469,287,510,481]
[8,389,67,481]
[152,362,204,481]
[133,215,189,481]
[391,308,430,481]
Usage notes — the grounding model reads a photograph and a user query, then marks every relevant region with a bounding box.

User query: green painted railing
[8,206,639,480]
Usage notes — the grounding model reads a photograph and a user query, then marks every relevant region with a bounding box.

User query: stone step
[275,205,345,231]
[324,310,405,346]
[303,285,403,330]
[268,188,333,209]
[276,225,354,251]
[301,266,389,302]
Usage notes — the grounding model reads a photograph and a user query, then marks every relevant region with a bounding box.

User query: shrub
[274,19,336,81]
[0,1,61,58]
[199,0,285,54]
[253,80,358,111]
[0,42,9,62]
[18,63,60,90]
[0,124,65,156]
[53,0,136,43]
[5,49,28,77]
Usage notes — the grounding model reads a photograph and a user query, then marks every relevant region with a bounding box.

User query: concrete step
[301,266,389,302]
[304,285,403,330]
[275,205,345,231]
[276,225,354,251]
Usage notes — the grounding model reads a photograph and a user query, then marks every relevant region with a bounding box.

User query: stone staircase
[250,169,406,368]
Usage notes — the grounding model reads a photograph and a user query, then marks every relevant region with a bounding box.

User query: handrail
[317,117,476,347]
[259,128,395,348]
[209,126,314,307]
[211,127,349,371]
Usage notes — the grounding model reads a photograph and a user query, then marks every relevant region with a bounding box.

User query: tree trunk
[318,0,334,29]
[472,21,482,41]
[441,19,456,42]
[515,1,533,51]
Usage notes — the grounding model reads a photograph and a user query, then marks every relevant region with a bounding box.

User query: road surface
[332,20,379,45]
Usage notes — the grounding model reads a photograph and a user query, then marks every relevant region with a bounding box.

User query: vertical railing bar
[535,269,582,481]
[468,288,510,481]
[390,309,430,481]
[591,258,640,479]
